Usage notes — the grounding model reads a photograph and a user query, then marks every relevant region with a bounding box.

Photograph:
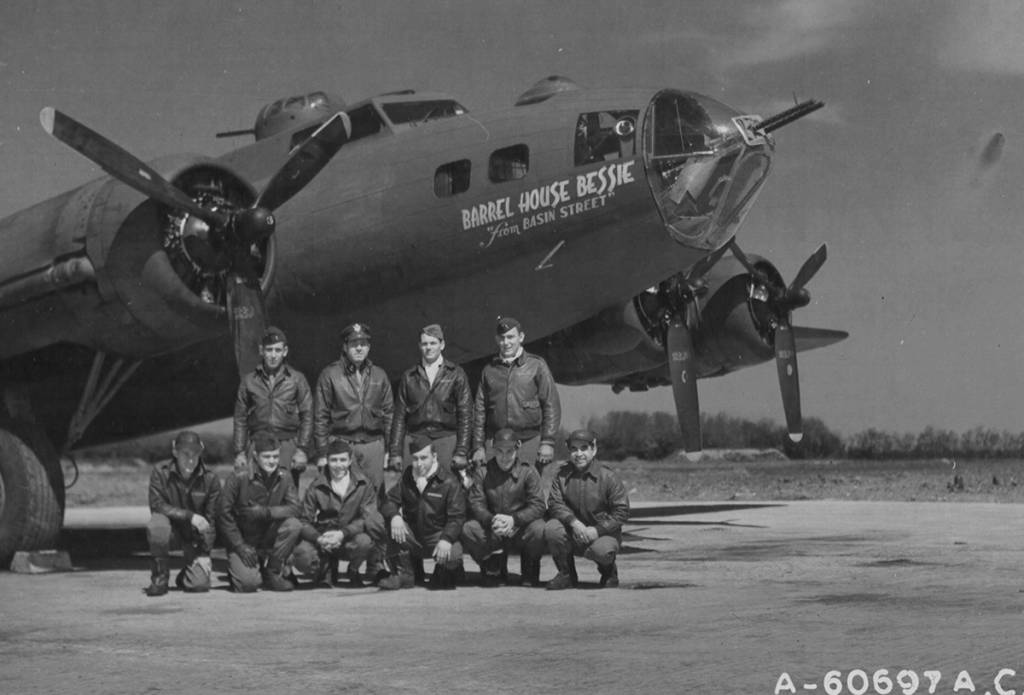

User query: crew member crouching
[144,431,221,596]
[544,429,630,590]
[379,436,465,590]
[461,428,546,587]
[218,432,302,592]
[292,439,386,587]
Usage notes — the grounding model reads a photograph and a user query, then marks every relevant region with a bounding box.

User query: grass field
[63,454,1024,507]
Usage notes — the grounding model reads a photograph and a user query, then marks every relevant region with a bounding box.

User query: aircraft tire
[0,429,62,567]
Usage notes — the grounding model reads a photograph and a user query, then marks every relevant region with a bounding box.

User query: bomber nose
[642,90,773,252]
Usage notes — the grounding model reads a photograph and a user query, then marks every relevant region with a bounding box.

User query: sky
[0,1,1021,438]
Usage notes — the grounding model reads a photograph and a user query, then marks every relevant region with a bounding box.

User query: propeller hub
[235,207,276,246]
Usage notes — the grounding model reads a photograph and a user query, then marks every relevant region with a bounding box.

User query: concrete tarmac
[2,500,1023,694]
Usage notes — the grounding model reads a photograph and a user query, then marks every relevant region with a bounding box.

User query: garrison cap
[326,439,353,457]
[408,434,435,456]
[260,326,287,346]
[251,432,280,453]
[172,430,204,455]
[341,323,371,342]
[495,316,522,334]
[492,428,520,450]
[421,323,445,341]
[566,429,597,447]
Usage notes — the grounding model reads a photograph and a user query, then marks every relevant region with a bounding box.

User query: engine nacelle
[535,256,784,390]
[0,156,267,359]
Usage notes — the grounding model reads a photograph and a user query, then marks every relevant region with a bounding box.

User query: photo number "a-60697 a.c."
[774,668,1021,695]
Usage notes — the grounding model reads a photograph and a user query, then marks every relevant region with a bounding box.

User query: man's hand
[571,520,590,546]
[582,525,599,543]
[433,539,453,564]
[240,505,270,523]
[491,513,514,537]
[194,556,213,576]
[317,456,327,469]
[292,449,308,472]
[387,455,404,472]
[471,447,486,465]
[190,514,210,534]
[236,544,259,568]
[233,452,248,474]
[390,516,411,545]
[317,530,345,551]
[537,443,555,465]
[451,454,469,471]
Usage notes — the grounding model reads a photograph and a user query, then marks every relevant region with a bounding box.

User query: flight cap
[341,322,371,343]
[566,429,597,447]
[408,434,434,456]
[421,323,445,341]
[260,326,287,346]
[251,432,280,453]
[495,316,522,334]
[492,428,520,451]
[173,431,204,455]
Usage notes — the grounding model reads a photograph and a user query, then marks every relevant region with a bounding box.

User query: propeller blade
[226,274,267,378]
[774,321,802,442]
[728,238,759,277]
[39,107,228,228]
[255,111,352,211]
[665,314,702,460]
[684,236,735,285]
[789,243,827,293]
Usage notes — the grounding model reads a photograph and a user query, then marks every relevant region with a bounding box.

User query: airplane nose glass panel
[643,91,771,250]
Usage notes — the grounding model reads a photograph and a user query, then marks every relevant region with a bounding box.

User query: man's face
[173,448,201,478]
[327,452,352,480]
[496,327,524,359]
[494,444,518,472]
[344,338,370,365]
[410,445,436,478]
[419,334,444,364]
[568,442,597,470]
[256,449,281,474]
[259,341,287,371]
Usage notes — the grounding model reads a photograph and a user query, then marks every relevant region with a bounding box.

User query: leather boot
[429,564,456,590]
[144,557,170,597]
[546,551,574,591]
[313,553,336,588]
[263,558,295,592]
[378,552,415,590]
[599,561,619,588]
[520,552,541,587]
[480,555,503,587]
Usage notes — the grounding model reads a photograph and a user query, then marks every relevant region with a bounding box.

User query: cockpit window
[380,99,466,126]
[347,104,386,142]
[574,110,638,166]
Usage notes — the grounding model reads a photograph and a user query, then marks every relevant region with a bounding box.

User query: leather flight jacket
[472,351,561,450]
[388,359,472,457]
[313,356,394,451]
[233,364,313,455]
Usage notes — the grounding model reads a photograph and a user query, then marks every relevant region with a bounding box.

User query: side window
[435,159,471,197]
[574,110,638,166]
[347,104,385,142]
[489,144,529,182]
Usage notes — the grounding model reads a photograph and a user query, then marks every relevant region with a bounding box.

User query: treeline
[577,412,1024,461]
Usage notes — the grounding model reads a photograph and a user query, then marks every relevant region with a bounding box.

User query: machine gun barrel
[760,99,824,134]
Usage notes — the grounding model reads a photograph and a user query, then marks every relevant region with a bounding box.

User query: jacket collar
[341,354,373,374]
[250,465,283,485]
[492,350,525,367]
[487,458,522,480]
[255,363,291,380]
[315,466,368,491]
[568,459,600,480]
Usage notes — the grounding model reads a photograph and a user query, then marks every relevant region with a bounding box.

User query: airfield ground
[3,457,1024,694]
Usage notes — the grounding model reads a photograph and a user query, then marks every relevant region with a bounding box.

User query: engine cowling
[0,156,269,359]
[534,256,783,390]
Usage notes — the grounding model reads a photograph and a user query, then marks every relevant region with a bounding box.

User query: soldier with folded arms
[144,431,221,597]
[461,428,546,587]
[218,432,303,592]
[545,429,630,590]
[292,439,385,587]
